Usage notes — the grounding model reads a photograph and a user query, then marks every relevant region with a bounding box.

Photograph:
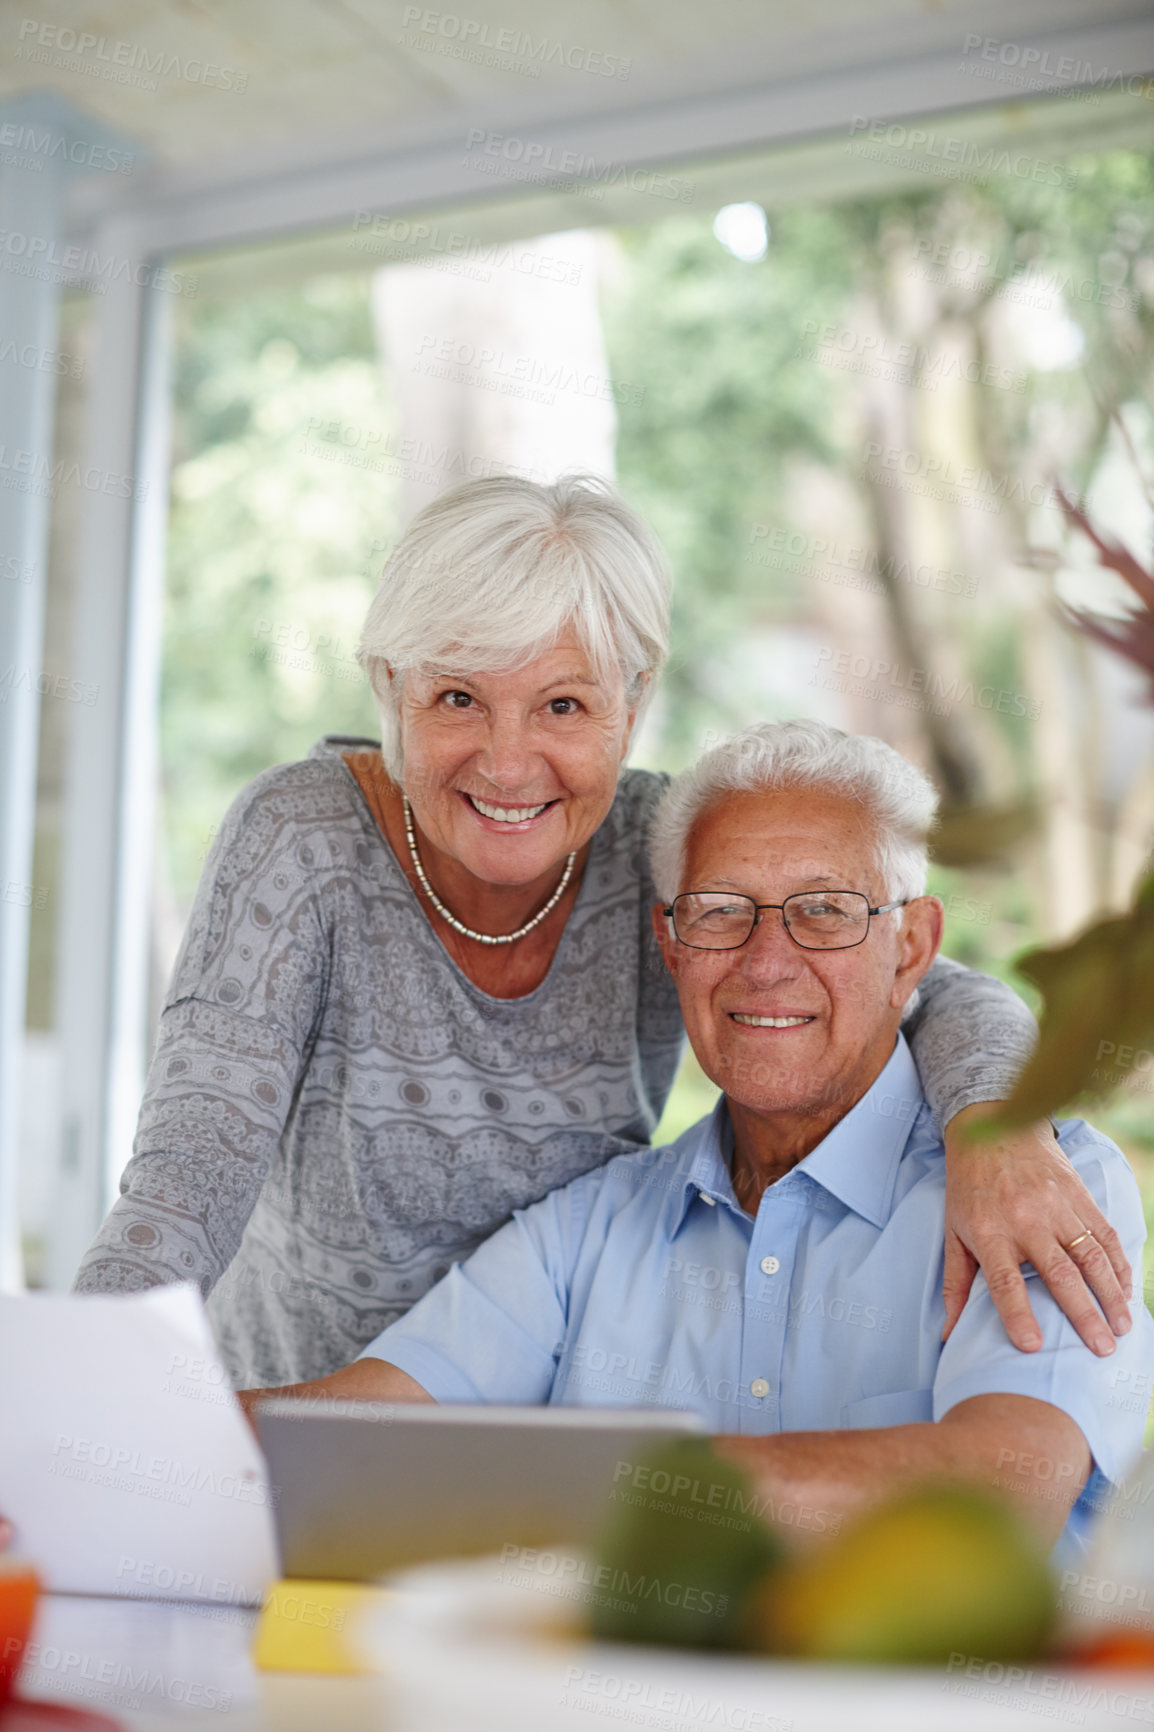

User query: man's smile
[729,1013,815,1028]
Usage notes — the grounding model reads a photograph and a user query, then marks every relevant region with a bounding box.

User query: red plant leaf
[1055,486,1154,694]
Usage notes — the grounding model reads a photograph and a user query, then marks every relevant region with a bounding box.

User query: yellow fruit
[753,1484,1055,1664]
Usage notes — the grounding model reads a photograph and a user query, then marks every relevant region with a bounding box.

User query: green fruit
[753,1484,1055,1664]
[590,1439,784,1649]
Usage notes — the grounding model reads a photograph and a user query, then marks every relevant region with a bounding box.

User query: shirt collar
[669,1033,929,1234]
[793,1034,928,1227]
[670,1097,745,1234]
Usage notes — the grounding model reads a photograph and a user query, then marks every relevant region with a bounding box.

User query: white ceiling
[2,0,1150,172]
[2,0,1152,263]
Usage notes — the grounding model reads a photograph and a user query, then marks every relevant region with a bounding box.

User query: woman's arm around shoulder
[905,955,1132,1357]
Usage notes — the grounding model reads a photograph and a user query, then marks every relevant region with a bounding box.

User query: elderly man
[246,721,1152,1545]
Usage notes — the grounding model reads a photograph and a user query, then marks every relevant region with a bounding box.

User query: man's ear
[651,900,678,976]
[889,895,944,1012]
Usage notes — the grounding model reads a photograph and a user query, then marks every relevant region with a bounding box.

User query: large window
[23,101,1153,1367]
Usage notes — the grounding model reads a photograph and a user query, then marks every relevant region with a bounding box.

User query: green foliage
[652,1041,718,1147]
[600,152,1154,771]
[929,801,1039,869]
[601,210,852,760]
[163,277,390,901]
[996,874,1154,1127]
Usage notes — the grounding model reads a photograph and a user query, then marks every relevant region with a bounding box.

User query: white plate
[361,1550,1137,1732]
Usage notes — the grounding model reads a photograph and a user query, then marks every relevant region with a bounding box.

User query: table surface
[12,1592,385,1732]
[10,1590,1151,1732]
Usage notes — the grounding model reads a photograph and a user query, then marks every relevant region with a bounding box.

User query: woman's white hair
[357,472,672,779]
[650,719,939,905]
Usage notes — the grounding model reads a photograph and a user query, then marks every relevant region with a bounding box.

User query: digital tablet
[256,1400,705,1580]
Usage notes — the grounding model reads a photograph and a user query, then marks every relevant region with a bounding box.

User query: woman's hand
[943,1103,1133,1356]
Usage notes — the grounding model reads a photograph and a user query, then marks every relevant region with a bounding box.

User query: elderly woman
[74,475,1131,1387]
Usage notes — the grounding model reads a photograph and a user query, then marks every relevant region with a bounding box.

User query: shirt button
[760,1255,780,1276]
[750,1378,770,1399]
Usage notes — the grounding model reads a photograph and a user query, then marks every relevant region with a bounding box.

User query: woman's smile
[461,791,562,830]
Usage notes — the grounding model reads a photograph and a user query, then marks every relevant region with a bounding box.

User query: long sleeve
[902,955,1037,1128]
[73,767,330,1299]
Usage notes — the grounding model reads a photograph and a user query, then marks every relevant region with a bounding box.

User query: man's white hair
[357,473,672,779]
[650,719,939,905]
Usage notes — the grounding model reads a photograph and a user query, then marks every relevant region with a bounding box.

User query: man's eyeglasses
[664,890,909,952]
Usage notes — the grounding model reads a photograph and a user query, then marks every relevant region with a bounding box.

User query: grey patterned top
[74,736,1037,1387]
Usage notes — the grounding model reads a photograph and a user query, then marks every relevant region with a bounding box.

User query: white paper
[19,1590,261,1725]
[0,1283,278,1604]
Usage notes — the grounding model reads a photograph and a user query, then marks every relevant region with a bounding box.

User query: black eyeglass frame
[662,890,911,952]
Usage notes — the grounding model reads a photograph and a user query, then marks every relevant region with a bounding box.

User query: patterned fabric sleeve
[903,954,1037,1128]
[73,766,331,1297]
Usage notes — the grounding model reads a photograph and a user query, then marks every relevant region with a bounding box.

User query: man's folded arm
[237,1356,433,1419]
[717,1393,1091,1544]
[718,1132,1150,1546]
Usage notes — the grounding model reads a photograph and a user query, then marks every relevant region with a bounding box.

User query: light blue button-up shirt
[361,1035,1152,1523]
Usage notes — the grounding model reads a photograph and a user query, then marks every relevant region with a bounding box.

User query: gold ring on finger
[1065,1230,1094,1253]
